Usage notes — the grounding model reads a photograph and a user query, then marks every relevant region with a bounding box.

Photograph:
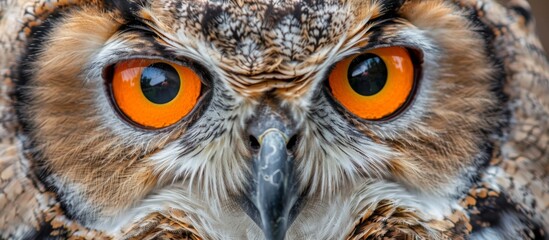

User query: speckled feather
[0,0,548,239]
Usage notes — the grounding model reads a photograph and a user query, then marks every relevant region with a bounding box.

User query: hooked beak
[242,108,300,240]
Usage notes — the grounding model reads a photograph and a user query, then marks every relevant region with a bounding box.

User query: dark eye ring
[328,47,416,120]
[110,59,202,129]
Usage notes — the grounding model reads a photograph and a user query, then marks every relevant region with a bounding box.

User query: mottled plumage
[0,0,548,239]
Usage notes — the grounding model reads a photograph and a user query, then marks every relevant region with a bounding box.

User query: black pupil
[347,54,388,96]
[140,62,180,104]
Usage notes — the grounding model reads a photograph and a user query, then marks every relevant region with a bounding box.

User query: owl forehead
[144,0,388,74]
[132,0,393,96]
[184,0,349,60]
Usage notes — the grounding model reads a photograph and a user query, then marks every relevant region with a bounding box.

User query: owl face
[16,0,504,238]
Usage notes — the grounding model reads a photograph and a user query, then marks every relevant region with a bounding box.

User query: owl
[0,0,548,239]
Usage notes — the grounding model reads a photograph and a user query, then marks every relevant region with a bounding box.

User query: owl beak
[253,129,297,240]
[243,110,300,240]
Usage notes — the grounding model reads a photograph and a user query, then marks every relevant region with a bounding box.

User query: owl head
[10,0,522,238]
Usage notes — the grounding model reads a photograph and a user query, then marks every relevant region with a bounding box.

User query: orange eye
[328,47,415,120]
[111,59,202,129]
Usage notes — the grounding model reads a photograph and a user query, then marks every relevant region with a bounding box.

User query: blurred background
[530,0,548,50]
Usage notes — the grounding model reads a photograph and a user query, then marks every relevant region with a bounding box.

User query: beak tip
[261,219,288,240]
